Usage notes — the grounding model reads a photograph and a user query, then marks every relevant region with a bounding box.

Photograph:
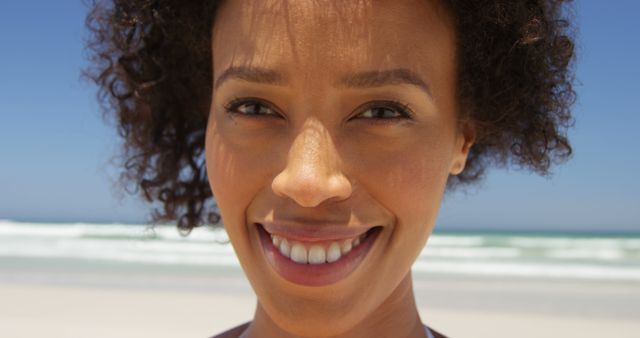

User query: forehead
[212,0,456,84]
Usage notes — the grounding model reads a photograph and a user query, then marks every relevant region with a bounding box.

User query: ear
[449,120,475,175]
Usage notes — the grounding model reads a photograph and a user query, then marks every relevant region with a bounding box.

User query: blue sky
[0,1,638,232]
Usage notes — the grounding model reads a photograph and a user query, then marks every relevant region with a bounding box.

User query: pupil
[376,108,389,117]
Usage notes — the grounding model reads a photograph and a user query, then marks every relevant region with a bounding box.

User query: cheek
[357,140,452,224]
[205,123,264,225]
[392,156,448,229]
[355,139,452,263]
[206,116,288,233]
[390,154,449,218]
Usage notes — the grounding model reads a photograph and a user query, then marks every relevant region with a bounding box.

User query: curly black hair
[85,0,576,233]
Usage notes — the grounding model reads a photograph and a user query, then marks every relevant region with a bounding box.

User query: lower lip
[257,224,381,286]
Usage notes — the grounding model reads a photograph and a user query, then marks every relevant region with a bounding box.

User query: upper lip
[258,221,377,242]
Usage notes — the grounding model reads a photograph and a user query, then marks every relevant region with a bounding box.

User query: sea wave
[412,260,640,281]
[2,220,639,281]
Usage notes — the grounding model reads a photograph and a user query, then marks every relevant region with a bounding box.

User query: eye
[224,98,281,118]
[353,100,414,122]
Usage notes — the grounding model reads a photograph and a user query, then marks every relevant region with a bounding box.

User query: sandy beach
[1,257,639,338]
[2,221,639,337]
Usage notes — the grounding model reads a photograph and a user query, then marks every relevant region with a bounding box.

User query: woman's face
[206,0,472,335]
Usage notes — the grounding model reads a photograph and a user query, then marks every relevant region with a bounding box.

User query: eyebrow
[214,66,286,90]
[214,66,431,96]
[338,68,432,96]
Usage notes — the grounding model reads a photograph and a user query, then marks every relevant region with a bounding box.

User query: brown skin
[84,0,576,336]
[205,1,473,337]
[85,0,575,233]
[84,0,576,337]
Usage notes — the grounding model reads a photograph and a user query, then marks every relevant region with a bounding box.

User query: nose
[271,119,352,207]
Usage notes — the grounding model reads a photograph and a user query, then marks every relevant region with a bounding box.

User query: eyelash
[223,97,282,118]
[223,97,415,123]
[353,100,414,123]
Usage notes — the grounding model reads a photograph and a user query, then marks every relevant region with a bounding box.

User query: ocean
[1,219,639,282]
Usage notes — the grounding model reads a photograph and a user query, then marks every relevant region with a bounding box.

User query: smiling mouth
[268,227,378,264]
[256,224,383,286]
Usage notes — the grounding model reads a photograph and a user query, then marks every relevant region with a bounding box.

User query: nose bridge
[290,119,336,177]
[272,118,352,207]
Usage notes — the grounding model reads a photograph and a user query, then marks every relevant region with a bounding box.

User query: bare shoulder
[209,322,250,338]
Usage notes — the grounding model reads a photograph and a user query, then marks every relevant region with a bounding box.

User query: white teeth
[308,245,326,264]
[279,238,291,258]
[271,234,281,247]
[269,230,373,264]
[326,242,342,263]
[290,243,308,264]
[341,239,353,255]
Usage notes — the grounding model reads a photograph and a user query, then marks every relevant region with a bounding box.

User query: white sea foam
[544,248,625,260]
[426,236,485,247]
[0,220,228,242]
[0,220,236,266]
[508,236,640,250]
[1,220,639,280]
[421,247,521,259]
[0,237,238,266]
[412,260,640,281]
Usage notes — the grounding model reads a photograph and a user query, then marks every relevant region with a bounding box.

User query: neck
[243,272,426,338]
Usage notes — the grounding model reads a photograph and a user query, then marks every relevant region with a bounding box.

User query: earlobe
[449,121,476,175]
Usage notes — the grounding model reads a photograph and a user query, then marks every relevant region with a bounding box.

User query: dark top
[210,322,448,338]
